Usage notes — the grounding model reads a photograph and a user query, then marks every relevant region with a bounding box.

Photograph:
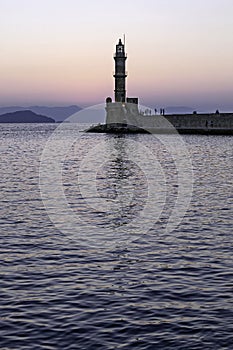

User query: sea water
[0,123,232,349]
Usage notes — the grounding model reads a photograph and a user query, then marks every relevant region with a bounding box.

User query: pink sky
[1,0,233,110]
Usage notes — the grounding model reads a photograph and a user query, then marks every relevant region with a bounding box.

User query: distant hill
[0,110,55,123]
[165,106,194,114]
[0,105,82,122]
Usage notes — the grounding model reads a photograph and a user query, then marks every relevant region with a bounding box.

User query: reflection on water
[0,124,233,349]
[66,135,149,228]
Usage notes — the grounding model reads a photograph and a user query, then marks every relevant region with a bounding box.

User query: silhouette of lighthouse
[105,38,139,126]
[113,38,127,102]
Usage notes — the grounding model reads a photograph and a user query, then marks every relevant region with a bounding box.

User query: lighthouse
[105,38,139,126]
[114,38,127,102]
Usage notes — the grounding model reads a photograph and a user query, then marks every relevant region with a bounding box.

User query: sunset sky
[1,0,233,110]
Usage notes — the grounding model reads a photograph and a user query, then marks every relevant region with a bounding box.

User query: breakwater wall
[103,102,233,134]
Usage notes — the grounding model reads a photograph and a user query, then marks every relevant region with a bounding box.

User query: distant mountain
[165,106,194,114]
[0,105,82,122]
[29,105,82,121]
[0,106,25,114]
[0,110,55,123]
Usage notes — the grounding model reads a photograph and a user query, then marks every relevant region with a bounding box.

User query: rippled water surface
[0,123,233,349]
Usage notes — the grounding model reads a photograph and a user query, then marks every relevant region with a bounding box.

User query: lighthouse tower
[114,38,127,102]
[105,38,138,126]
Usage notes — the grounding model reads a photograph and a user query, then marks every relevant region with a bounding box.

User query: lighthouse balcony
[113,72,128,77]
[113,53,127,58]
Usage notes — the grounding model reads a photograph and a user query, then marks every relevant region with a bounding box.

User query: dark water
[0,123,232,349]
